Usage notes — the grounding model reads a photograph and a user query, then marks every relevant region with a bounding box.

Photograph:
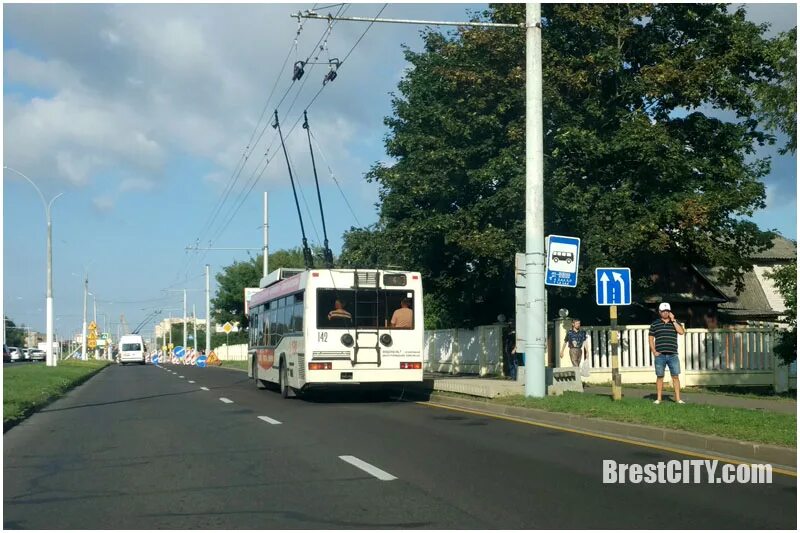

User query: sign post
[595,268,632,401]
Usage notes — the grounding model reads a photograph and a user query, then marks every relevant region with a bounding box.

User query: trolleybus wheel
[253,359,267,390]
[280,362,290,399]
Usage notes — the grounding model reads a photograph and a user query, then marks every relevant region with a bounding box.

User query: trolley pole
[263,192,269,279]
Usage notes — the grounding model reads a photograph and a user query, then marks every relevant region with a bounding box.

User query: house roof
[696,267,781,318]
[750,235,797,261]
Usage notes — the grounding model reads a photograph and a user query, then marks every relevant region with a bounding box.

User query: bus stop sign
[545,235,581,288]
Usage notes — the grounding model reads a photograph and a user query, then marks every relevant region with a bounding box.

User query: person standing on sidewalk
[649,302,686,404]
[560,318,588,367]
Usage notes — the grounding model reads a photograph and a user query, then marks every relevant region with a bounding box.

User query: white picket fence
[581,326,777,372]
[568,323,795,391]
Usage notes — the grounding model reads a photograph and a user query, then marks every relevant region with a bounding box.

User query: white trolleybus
[247,268,424,398]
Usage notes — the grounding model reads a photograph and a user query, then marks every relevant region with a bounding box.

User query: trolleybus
[247,268,424,397]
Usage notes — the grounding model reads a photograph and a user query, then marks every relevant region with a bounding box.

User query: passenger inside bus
[390,298,413,329]
[327,299,352,322]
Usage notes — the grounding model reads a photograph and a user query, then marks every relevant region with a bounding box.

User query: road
[4,364,796,529]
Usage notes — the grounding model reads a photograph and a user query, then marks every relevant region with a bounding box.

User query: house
[695,235,795,325]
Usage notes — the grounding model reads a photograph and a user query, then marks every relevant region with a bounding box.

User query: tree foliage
[766,262,797,364]
[4,316,27,347]
[754,27,797,154]
[341,3,786,328]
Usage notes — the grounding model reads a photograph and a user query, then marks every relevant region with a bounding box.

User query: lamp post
[4,166,64,367]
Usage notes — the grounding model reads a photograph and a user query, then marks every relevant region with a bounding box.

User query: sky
[2,2,797,341]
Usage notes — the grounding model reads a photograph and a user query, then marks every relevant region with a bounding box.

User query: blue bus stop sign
[173,346,186,359]
[196,355,207,368]
[545,235,581,288]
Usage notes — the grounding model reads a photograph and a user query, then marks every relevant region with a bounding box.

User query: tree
[341,3,784,327]
[4,316,26,347]
[754,28,797,154]
[211,247,316,329]
[766,262,797,365]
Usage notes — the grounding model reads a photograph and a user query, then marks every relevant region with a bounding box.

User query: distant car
[21,348,32,361]
[3,344,10,363]
[29,349,46,362]
[8,347,23,362]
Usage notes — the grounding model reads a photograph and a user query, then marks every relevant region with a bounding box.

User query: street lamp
[4,166,64,367]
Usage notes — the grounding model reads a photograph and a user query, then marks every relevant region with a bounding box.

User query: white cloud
[119,178,156,192]
[92,195,115,212]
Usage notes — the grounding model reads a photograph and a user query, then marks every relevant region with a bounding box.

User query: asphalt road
[4,363,796,529]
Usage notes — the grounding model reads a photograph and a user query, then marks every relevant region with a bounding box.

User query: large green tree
[341,3,788,328]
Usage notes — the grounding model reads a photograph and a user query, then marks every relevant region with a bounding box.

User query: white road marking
[338,456,397,481]
[188,380,195,384]
[179,376,184,378]
[257,415,282,425]
[201,387,210,391]
[220,397,233,404]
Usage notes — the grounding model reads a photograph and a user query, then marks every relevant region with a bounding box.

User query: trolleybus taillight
[308,362,332,370]
[400,362,421,369]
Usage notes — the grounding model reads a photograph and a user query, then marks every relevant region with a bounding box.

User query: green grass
[219,360,248,371]
[4,359,110,430]
[492,393,796,447]
[590,381,797,400]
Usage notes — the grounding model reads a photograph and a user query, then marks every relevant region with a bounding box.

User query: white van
[118,335,146,365]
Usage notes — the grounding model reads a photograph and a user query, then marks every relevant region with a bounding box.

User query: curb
[412,391,797,472]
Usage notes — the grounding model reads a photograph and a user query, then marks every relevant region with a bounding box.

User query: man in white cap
[649,302,686,404]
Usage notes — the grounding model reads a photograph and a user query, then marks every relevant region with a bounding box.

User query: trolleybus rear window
[317,289,415,329]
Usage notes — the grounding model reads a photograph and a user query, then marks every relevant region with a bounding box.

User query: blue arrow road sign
[152,354,159,365]
[545,235,581,288]
[196,355,207,368]
[595,268,632,306]
[173,346,185,358]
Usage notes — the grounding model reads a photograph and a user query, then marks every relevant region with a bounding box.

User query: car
[21,348,32,361]
[29,349,46,362]
[3,344,10,363]
[8,347,24,362]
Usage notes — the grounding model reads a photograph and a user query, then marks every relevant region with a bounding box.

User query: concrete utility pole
[296,4,546,397]
[524,4,546,397]
[82,275,88,360]
[268,192,269,278]
[4,166,64,367]
[206,264,211,355]
[192,304,197,351]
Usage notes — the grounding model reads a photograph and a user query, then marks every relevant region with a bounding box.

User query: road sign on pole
[222,322,233,334]
[545,235,580,288]
[173,346,185,359]
[595,268,632,306]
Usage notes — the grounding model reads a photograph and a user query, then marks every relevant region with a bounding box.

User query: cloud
[92,195,115,212]
[119,178,156,192]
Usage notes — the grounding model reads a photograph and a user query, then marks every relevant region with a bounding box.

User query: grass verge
[219,360,248,372]
[590,381,796,400]
[4,359,110,431]
[491,392,796,447]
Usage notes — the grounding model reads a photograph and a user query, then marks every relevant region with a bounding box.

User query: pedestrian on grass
[649,302,686,404]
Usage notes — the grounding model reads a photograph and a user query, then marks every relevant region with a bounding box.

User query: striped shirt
[649,319,679,354]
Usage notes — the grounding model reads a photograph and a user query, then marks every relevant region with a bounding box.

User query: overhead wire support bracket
[272,110,315,269]
[303,111,335,268]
